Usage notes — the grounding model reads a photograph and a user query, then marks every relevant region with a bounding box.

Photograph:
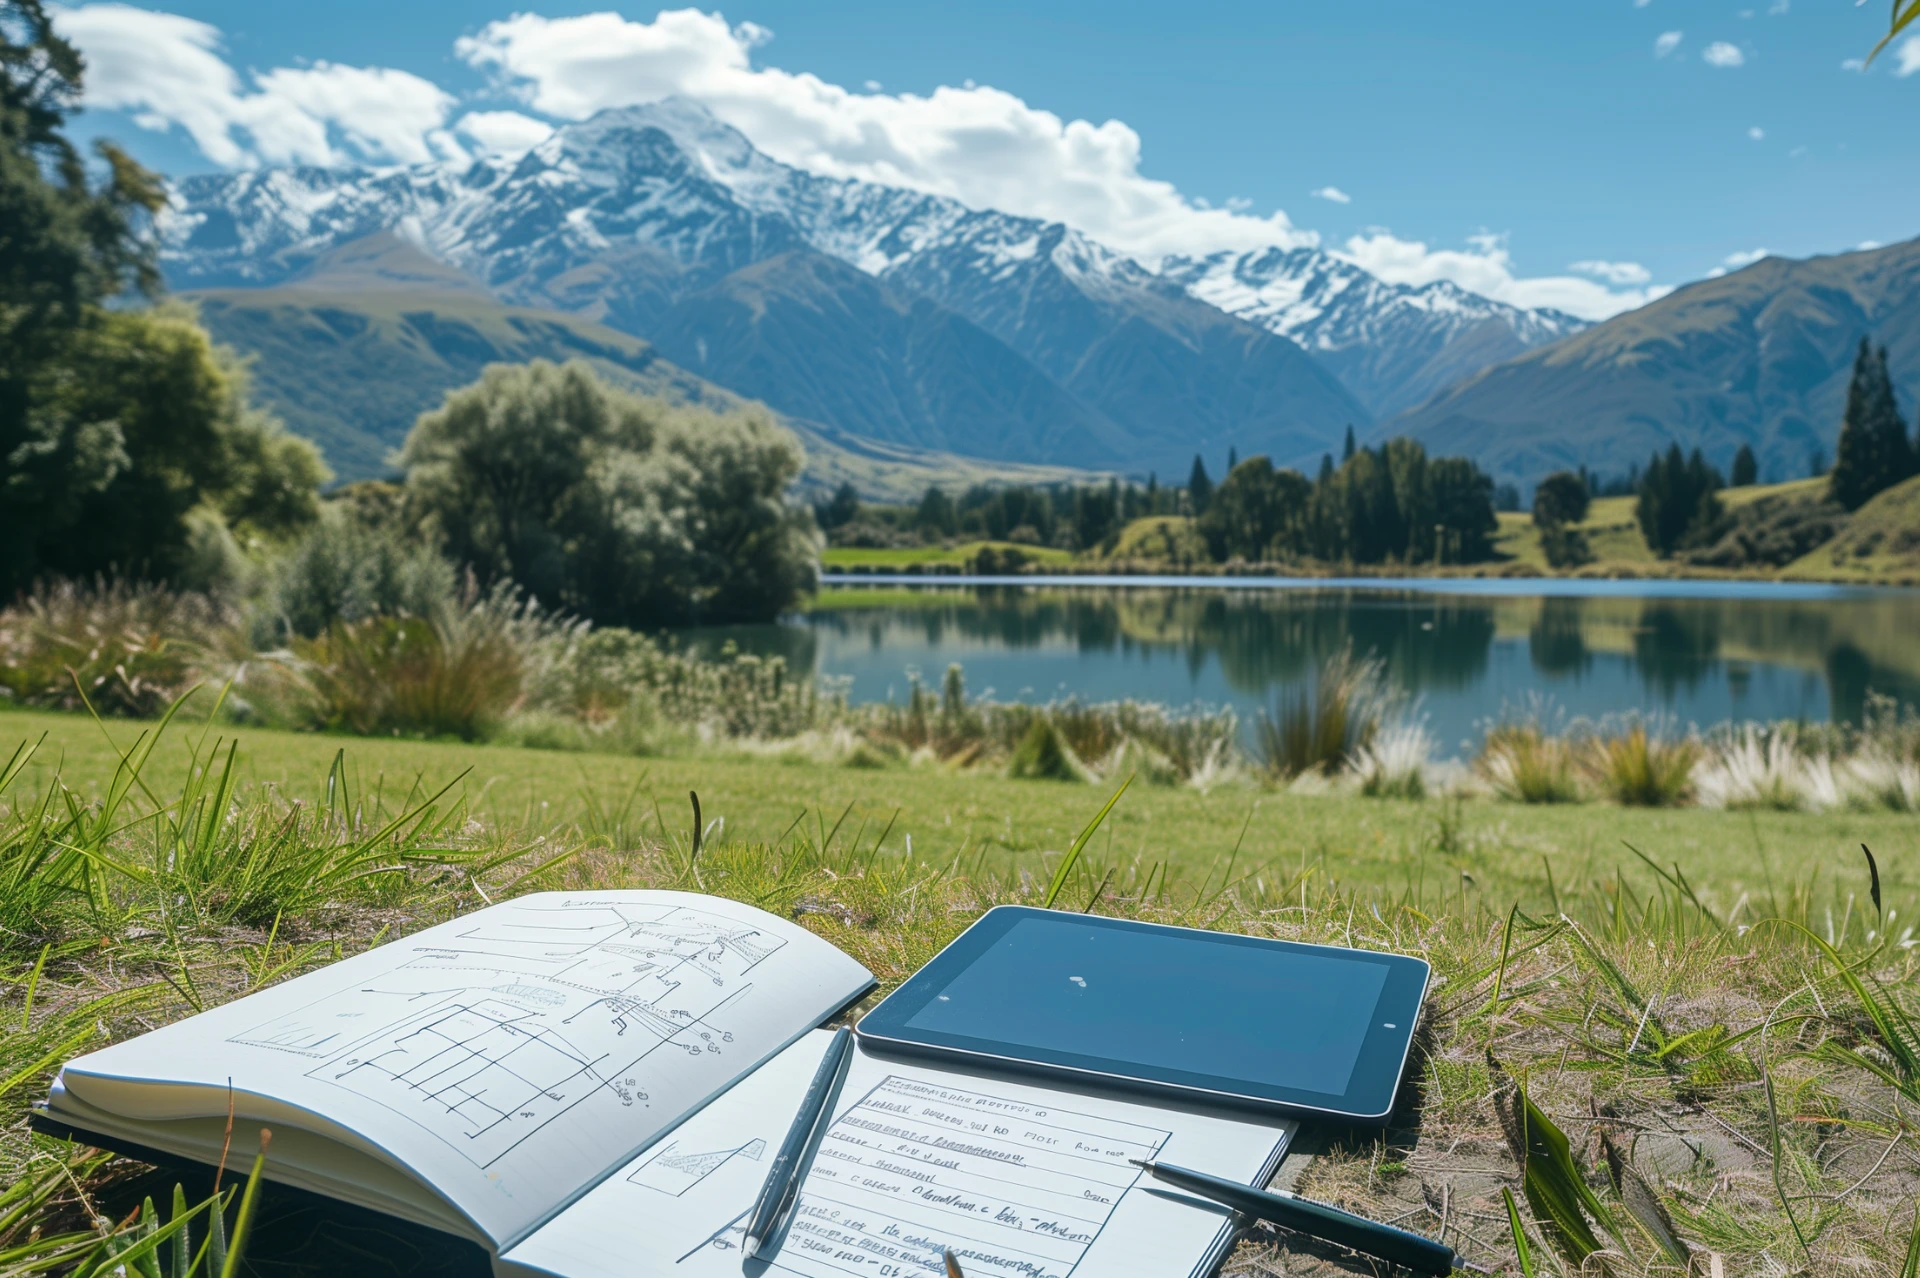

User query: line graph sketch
[626,1137,766,1196]
[228,899,786,1167]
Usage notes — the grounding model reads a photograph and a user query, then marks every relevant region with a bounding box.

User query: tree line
[824,432,1503,566]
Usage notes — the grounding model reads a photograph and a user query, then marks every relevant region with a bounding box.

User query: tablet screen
[859,907,1429,1120]
[904,916,1391,1095]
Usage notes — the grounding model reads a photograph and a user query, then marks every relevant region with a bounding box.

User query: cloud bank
[56,2,1665,319]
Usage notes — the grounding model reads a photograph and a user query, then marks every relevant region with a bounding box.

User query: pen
[1129,1157,1461,1276]
[743,1026,854,1258]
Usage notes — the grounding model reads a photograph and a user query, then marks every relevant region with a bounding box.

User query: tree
[1829,339,1915,510]
[1730,443,1758,488]
[1196,456,1309,561]
[1426,458,1500,562]
[402,359,817,626]
[1342,425,1357,462]
[1226,446,1238,474]
[1532,471,1590,529]
[1636,444,1723,556]
[2,306,326,596]
[1186,453,1213,514]
[914,485,957,538]
[816,480,860,530]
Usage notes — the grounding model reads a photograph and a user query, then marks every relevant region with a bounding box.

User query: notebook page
[500,1035,1293,1278]
[54,891,873,1251]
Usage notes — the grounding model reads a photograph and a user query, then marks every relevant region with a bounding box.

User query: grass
[821,540,1075,569]
[5,702,1920,1276]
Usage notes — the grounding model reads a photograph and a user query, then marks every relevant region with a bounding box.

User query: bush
[285,584,549,740]
[1007,717,1089,782]
[1255,648,1383,780]
[402,360,818,626]
[1584,724,1698,806]
[1684,493,1847,569]
[0,578,244,716]
[271,510,457,638]
[1477,723,1581,803]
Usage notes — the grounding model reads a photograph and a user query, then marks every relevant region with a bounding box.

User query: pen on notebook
[742,1026,853,1258]
[1129,1158,1464,1276]
[943,1249,965,1277]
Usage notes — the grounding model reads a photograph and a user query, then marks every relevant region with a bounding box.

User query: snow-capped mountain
[163,99,1577,476]
[1162,247,1588,419]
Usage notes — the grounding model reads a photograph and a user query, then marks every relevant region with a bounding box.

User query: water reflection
[676,583,1920,749]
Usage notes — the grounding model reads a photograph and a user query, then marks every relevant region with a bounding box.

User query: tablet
[855,906,1429,1123]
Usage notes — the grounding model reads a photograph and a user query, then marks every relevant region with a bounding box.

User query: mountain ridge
[162,99,1577,476]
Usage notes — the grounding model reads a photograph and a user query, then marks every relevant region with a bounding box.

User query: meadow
[3,700,1918,1277]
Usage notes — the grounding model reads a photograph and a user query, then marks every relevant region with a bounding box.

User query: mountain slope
[188,234,1100,499]
[649,249,1132,464]
[1161,247,1587,419]
[1388,239,1920,487]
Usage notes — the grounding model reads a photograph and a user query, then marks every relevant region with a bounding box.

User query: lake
[677,575,1920,754]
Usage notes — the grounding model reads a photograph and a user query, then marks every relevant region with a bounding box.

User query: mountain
[1387,239,1920,488]
[167,99,1596,478]
[1161,247,1588,419]
[187,233,1102,500]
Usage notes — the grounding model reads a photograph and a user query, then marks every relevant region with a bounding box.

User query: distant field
[821,540,1073,568]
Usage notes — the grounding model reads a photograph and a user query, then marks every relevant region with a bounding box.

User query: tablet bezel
[854,905,1430,1123]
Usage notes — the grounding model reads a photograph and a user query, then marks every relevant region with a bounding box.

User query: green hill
[1785,474,1920,584]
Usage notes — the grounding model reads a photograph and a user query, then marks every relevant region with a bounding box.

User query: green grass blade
[1042,774,1132,909]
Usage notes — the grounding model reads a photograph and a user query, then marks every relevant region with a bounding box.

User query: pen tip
[943,1247,964,1277]
[1127,1158,1151,1170]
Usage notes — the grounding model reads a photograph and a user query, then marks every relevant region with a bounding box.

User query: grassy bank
[4,707,1919,1276]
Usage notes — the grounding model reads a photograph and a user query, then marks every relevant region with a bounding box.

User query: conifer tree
[1829,338,1911,510]
[1730,443,1757,488]
[1342,424,1357,462]
[1186,453,1213,514]
[1227,445,1238,474]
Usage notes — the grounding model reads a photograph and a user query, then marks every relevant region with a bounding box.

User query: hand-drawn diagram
[626,1137,766,1196]
[229,899,785,1168]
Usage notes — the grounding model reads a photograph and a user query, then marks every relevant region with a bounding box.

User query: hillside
[190,234,1101,500]
[1388,238,1920,487]
[1785,473,1920,583]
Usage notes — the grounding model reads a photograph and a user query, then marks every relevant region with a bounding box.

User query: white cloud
[1857,239,1884,251]
[1897,34,1920,75]
[1654,30,1684,57]
[1309,186,1351,204]
[1768,0,1789,13]
[1699,243,1783,278]
[1340,231,1668,318]
[1842,58,1867,71]
[54,2,456,166]
[453,9,1318,262]
[1748,125,1765,140]
[1702,41,1746,67]
[1569,259,1653,286]
[1634,0,1652,8]
[455,110,555,156]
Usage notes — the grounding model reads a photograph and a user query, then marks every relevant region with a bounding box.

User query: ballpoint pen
[1130,1157,1467,1276]
[742,1026,854,1258]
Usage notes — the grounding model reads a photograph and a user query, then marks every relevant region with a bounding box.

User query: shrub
[270,511,457,638]
[0,578,244,716]
[1007,718,1089,782]
[1478,723,1581,803]
[1255,648,1383,780]
[286,584,548,740]
[1350,720,1432,800]
[1584,724,1699,806]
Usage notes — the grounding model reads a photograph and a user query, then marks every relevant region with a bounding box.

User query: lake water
[678,575,1920,754]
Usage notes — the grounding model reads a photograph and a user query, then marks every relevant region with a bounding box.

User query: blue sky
[57,1,1920,319]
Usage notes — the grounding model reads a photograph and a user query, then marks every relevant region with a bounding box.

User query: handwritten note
[774,1075,1170,1278]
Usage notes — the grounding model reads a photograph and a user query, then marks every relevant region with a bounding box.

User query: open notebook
[41,890,1295,1278]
